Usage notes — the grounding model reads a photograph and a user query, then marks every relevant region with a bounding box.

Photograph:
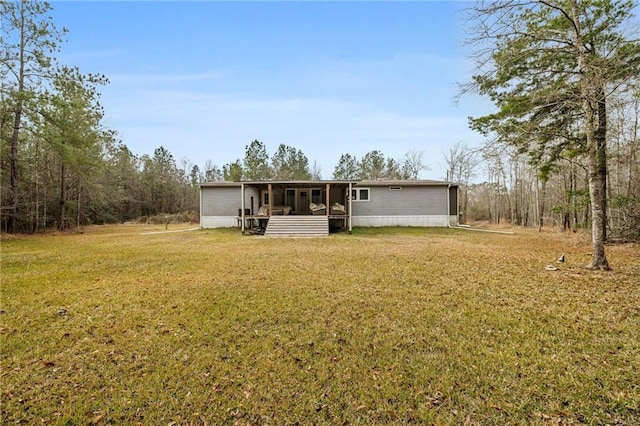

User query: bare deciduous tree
[443,142,480,223]
[402,149,428,180]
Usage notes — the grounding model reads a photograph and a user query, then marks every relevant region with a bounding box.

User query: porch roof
[200,180,354,188]
[200,179,457,188]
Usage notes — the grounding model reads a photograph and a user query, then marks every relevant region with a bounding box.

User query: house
[199,180,459,236]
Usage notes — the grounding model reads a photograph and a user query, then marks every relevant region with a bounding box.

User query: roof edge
[200,179,459,188]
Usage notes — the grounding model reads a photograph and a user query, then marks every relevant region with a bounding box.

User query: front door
[298,189,309,214]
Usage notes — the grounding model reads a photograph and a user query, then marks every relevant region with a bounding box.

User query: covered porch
[238,181,354,235]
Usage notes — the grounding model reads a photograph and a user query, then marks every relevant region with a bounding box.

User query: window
[311,189,323,204]
[351,188,370,202]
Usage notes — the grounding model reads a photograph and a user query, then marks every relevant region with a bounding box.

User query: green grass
[1,225,639,425]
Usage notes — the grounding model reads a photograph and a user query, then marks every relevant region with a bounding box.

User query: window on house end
[351,188,370,201]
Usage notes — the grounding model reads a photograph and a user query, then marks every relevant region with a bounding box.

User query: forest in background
[1,1,638,243]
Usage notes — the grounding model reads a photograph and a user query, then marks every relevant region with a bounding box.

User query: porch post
[199,185,203,229]
[326,183,330,216]
[268,183,273,215]
[348,182,353,233]
[241,183,245,233]
[446,184,451,227]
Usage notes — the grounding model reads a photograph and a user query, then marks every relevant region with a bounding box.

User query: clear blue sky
[51,0,489,179]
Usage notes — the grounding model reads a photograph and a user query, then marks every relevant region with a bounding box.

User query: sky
[51,0,490,180]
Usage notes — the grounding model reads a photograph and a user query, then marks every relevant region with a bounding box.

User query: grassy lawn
[1,225,639,425]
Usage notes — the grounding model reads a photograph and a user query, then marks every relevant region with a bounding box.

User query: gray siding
[352,185,448,216]
[201,181,455,229]
[201,186,259,216]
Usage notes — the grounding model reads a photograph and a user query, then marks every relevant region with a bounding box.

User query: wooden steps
[264,215,329,237]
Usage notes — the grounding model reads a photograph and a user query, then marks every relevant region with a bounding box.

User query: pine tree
[463,0,640,269]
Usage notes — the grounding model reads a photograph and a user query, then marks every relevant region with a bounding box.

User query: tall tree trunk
[43,180,47,233]
[77,181,81,229]
[572,1,609,270]
[596,87,608,243]
[583,86,610,269]
[536,177,542,232]
[587,86,610,268]
[8,4,26,233]
[58,163,66,231]
[9,107,22,233]
[630,98,639,199]
[34,141,40,233]
[588,150,609,269]
[571,161,578,232]
[563,169,571,231]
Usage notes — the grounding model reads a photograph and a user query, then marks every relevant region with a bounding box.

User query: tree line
[0,1,430,232]
[2,0,638,264]
[0,1,206,231]
[0,0,424,233]
[216,140,429,182]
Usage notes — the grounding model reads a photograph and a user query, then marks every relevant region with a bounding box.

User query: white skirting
[200,216,238,228]
[352,215,451,227]
[202,215,458,229]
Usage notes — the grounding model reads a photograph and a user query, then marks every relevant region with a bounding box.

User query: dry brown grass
[1,225,639,424]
